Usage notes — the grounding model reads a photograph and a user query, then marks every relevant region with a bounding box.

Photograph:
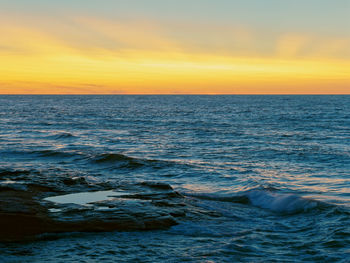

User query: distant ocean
[0,95,349,262]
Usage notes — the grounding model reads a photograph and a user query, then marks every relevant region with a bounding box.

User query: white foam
[49,208,62,213]
[247,190,317,213]
[1,180,18,184]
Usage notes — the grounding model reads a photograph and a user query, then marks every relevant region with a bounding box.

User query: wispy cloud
[0,13,349,94]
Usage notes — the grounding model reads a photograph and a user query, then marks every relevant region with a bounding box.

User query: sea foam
[246,190,318,213]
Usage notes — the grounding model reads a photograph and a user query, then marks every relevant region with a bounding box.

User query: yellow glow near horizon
[0,16,349,94]
[1,49,349,94]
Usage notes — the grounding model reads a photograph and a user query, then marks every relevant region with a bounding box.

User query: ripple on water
[0,95,349,262]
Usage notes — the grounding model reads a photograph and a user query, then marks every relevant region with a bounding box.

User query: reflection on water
[0,95,349,262]
[44,190,126,206]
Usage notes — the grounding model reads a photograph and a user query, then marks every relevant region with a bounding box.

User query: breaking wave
[245,189,318,213]
[185,188,326,214]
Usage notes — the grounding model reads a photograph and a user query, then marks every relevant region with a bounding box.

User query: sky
[0,0,349,94]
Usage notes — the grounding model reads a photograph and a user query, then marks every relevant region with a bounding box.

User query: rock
[139,181,174,190]
[0,180,186,242]
[62,177,87,186]
[0,190,52,242]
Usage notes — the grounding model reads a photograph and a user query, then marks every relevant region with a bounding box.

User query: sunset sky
[0,0,349,94]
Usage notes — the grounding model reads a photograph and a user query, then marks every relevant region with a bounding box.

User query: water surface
[0,95,349,262]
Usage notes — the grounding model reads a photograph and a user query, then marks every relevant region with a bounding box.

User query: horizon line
[0,94,349,96]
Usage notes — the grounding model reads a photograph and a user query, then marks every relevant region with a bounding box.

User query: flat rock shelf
[0,176,187,242]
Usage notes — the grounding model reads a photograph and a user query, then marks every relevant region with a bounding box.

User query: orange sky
[1,1,349,94]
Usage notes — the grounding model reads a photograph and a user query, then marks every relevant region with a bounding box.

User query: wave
[2,149,179,171]
[93,153,144,168]
[33,150,79,158]
[0,149,84,164]
[92,153,174,170]
[0,169,31,177]
[94,153,140,163]
[245,189,318,213]
[185,188,323,214]
[49,132,76,139]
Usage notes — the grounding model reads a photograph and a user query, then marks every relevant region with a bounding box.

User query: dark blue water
[0,95,349,262]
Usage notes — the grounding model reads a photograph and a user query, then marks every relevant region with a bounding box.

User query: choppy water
[0,95,349,262]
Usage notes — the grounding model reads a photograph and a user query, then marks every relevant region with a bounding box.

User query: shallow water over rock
[0,175,188,242]
[44,190,127,206]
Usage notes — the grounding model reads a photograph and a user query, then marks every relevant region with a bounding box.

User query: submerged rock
[62,176,88,186]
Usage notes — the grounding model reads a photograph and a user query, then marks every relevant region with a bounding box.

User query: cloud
[276,33,350,59]
[311,38,350,58]
[1,13,350,60]
[277,34,311,57]
[0,13,350,94]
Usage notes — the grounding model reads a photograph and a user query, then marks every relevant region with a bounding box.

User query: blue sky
[2,0,349,34]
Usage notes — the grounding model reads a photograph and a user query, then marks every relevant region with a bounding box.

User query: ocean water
[0,95,349,262]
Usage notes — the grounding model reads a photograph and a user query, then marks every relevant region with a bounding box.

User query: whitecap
[246,190,318,213]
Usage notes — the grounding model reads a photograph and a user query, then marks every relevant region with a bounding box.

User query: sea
[0,95,349,262]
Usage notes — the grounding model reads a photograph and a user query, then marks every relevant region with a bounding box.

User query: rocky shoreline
[0,172,187,242]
